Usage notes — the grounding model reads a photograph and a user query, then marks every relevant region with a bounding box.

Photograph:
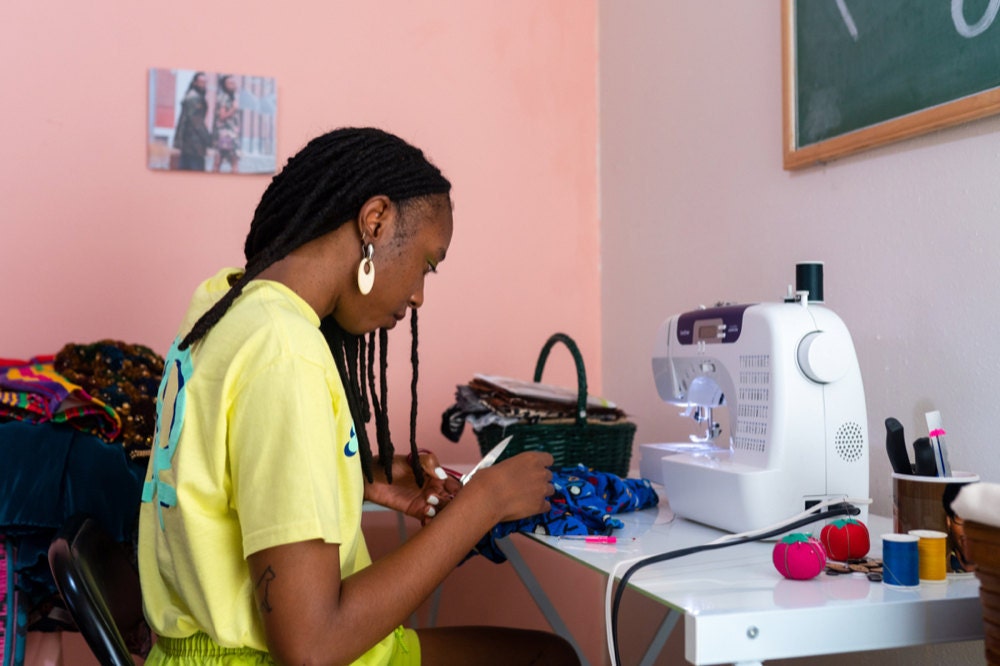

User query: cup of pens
[885,411,979,574]
[892,472,979,574]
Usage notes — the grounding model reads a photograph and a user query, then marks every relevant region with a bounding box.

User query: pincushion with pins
[820,518,870,562]
[773,533,827,580]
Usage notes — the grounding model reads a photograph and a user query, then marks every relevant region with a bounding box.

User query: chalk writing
[832,0,999,40]
[952,0,1000,38]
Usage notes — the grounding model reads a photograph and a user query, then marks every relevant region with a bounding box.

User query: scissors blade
[460,435,513,485]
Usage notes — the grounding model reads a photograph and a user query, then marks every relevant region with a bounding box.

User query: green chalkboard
[782,0,1000,169]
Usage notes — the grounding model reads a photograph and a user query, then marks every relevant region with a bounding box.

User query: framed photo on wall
[147,68,277,174]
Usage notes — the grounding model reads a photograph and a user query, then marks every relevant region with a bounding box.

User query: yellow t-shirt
[139,268,401,661]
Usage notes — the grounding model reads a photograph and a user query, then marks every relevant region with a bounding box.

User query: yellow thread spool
[909,529,948,582]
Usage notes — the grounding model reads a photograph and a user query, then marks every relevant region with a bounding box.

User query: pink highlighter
[559,535,617,544]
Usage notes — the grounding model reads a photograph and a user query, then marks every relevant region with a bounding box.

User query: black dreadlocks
[177,127,451,483]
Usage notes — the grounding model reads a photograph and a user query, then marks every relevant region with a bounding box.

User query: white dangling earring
[357,242,375,295]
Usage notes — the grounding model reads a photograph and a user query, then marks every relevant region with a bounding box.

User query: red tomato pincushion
[772,533,826,580]
[820,518,870,562]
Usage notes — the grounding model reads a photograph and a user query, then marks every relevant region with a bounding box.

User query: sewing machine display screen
[697,320,725,342]
[677,304,751,345]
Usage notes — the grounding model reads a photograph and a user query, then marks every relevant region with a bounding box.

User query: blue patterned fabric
[469,464,659,563]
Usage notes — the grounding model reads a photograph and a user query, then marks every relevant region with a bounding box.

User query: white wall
[599,4,993,664]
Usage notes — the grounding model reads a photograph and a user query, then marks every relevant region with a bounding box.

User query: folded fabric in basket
[468,464,659,564]
[472,374,623,413]
[441,374,629,442]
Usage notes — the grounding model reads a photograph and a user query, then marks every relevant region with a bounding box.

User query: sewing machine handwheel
[797,331,849,384]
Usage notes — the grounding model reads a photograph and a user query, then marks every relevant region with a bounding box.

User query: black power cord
[610,502,861,665]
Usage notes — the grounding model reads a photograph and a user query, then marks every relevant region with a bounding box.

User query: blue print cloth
[470,464,659,563]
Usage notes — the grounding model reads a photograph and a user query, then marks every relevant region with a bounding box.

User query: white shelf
[523,499,983,665]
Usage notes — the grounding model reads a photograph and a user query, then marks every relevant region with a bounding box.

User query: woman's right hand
[467,451,554,523]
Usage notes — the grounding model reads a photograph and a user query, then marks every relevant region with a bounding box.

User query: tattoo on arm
[257,565,276,613]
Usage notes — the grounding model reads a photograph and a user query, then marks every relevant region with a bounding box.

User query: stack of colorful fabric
[0,358,121,441]
[0,340,162,664]
[1,340,164,462]
[441,373,630,442]
[52,340,164,462]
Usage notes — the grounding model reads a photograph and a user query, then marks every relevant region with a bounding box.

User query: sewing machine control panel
[676,304,752,346]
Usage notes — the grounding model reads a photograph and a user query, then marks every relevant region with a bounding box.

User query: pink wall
[2,1,613,664]
[0,1,600,456]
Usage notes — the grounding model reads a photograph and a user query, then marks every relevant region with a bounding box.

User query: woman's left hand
[365,451,462,523]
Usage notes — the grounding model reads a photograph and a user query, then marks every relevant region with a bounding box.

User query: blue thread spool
[882,533,920,588]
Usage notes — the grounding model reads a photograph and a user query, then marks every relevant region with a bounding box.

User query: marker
[925,411,953,477]
[559,535,617,544]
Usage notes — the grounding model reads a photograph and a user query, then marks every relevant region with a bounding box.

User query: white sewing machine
[640,293,869,533]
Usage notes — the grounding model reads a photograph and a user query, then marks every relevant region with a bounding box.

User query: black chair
[47,514,149,666]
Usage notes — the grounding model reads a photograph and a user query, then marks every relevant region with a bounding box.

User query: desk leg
[496,536,591,666]
[638,609,679,666]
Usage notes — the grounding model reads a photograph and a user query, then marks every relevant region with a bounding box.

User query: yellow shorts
[146,627,420,666]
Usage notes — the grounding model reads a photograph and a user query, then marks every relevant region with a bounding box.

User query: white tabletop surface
[525,498,984,665]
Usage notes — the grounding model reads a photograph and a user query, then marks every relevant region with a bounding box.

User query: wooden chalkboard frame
[782,0,1000,170]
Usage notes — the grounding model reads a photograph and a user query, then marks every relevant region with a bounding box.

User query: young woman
[211,75,240,173]
[173,71,210,171]
[138,127,578,665]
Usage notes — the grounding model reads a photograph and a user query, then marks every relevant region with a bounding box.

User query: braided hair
[178,127,451,483]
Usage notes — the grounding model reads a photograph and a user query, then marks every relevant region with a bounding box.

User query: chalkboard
[782,0,1000,170]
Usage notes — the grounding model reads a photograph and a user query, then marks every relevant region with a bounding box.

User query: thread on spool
[882,533,919,588]
[909,529,948,582]
[795,262,824,303]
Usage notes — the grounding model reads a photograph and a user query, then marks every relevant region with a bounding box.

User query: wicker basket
[474,333,636,477]
[965,520,1000,665]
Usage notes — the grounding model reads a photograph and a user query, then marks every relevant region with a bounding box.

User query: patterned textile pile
[0,340,162,664]
[469,464,659,563]
[1,340,163,461]
[441,373,629,442]
[54,340,164,462]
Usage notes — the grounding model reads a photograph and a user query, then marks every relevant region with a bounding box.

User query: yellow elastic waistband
[154,632,268,659]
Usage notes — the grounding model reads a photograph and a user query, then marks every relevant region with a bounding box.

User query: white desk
[499,500,984,665]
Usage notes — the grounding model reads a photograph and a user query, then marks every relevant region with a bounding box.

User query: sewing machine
[640,293,869,533]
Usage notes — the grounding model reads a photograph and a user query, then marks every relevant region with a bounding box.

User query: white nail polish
[425,506,436,517]
[434,467,448,480]
[427,495,440,506]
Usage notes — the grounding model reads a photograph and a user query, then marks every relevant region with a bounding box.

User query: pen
[558,535,617,544]
[925,410,953,477]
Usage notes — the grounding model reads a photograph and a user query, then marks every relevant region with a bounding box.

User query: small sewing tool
[559,535,618,544]
[460,436,513,485]
[913,437,939,476]
[884,417,912,474]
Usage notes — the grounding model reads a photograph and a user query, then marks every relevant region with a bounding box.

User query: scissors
[459,436,513,485]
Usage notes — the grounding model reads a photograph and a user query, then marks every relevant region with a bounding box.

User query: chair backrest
[47,514,146,666]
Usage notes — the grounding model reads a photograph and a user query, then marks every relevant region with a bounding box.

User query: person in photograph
[138,127,578,665]
[212,74,241,173]
[173,71,211,171]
